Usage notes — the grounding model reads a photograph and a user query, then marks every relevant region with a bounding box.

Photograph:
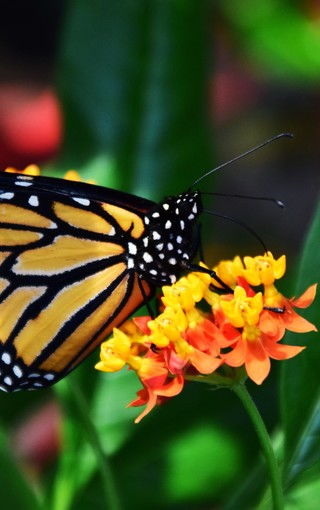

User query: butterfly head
[131,191,202,286]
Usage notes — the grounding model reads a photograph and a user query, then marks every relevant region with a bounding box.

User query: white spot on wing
[44,373,55,381]
[13,365,23,378]
[72,197,90,206]
[1,352,11,364]
[17,175,33,181]
[0,192,14,200]
[4,376,12,385]
[165,220,172,229]
[163,203,169,210]
[15,181,32,187]
[108,227,116,236]
[169,258,177,265]
[28,195,39,207]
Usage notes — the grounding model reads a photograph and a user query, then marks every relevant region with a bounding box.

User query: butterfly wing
[0,172,154,391]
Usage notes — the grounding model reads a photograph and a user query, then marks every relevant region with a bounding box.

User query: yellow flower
[64,170,96,184]
[95,327,145,373]
[242,252,286,286]
[263,283,284,308]
[5,164,40,176]
[148,306,187,347]
[213,256,244,288]
[220,286,263,328]
[242,324,261,342]
[162,265,211,312]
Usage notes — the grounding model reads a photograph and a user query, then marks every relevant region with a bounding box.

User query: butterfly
[0,134,289,392]
[0,170,208,392]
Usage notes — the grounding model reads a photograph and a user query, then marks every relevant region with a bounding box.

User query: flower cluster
[96,252,317,422]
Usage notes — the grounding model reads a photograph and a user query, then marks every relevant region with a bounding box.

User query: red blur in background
[0,84,62,170]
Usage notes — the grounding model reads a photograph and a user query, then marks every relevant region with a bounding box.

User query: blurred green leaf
[57,0,212,197]
[285,461,320,510]
[281,198,320,483]
[220,0,320,83]
[91,370,141,454]
[51,378,95,510]
[165,423,241,503]
[0,428,41,509]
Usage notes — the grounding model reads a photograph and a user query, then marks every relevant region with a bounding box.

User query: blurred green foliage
[220,0,320,83]
[2,1,320,509]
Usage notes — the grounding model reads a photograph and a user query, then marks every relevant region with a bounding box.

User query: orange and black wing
[0,172,154,391]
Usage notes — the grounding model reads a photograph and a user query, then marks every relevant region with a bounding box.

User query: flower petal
[245,340,270,385]
[155,374,184,397]
[283,305,317,333]
[190,349,222,374]
[291,284,317,309]
[223,339,246,367]
[259,311,285,339]
[133,316,152,334]
[263,337,305,360]
[129,387,158,423]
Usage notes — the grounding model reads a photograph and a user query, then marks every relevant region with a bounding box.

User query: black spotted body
[126,191,202,285]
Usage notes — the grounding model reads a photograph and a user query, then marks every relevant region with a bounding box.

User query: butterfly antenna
[190,133,293,189]
[201,192,285,208]
[204,209,268,253]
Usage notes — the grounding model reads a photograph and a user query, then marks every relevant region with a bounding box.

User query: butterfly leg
[183,262,233,293]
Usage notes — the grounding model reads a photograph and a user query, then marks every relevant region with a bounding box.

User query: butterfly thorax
[127,191,202,285]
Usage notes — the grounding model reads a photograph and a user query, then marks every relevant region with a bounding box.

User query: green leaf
[57,0,212,197]
[165,423,242,503]
[220,0,320,83]
[281,198,320,483]
[0,427,41,509]
[91,370,141,454]
[285,461,320,510]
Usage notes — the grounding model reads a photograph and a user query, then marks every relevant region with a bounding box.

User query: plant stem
[232,382,284,510]
[68,382,122,510]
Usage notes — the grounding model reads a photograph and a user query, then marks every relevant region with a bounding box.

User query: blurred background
[0,1,320,509]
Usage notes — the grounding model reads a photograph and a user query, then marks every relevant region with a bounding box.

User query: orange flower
[260,284,317,338]
[95,252,317,421]
[222,283,317,384]
[222,324,306,385]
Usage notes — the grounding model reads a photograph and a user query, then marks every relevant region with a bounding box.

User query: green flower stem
[68,383,122,510]
[232,382,284,510]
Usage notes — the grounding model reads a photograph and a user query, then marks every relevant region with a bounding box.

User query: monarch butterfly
[0,134,289,392]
